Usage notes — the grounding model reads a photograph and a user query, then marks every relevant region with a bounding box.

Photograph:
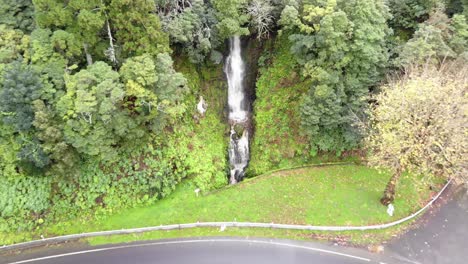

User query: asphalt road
[387,186,468,264]
[2,238,389,264]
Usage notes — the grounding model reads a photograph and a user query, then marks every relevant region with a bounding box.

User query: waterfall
[225,36,250,184]
[226,36,247,122]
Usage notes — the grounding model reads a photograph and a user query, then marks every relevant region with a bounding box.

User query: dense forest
[0,0,467,239]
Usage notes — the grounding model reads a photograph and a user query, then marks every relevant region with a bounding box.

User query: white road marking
[7,239,371,263]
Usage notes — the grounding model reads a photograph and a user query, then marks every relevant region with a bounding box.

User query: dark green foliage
[108,0,170,58]
[445,0,468,17]
[33,0,106,63]
[29,28,68,99]
[0,143,187,234]
[154,53,188,103]
[0,0,35,33]
[158,0,220,63]
[0,57,228,235]
[17,138,50,169]
[32,100,78,175]
[57,62,139,161]
[0,62,43,132]
[33,0,170,63]
[284,0,391,155]
[387,0,438,34]
[211,0,250,39]
[396,10,468,67]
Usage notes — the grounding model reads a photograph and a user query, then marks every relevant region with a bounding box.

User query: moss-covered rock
[233,124,244,138]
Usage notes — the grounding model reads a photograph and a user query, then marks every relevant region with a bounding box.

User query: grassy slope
[85,165,439,246]
[249,36,358,176]
[2,164,437,246]
[82,165,436,229]
[86,164,439,246]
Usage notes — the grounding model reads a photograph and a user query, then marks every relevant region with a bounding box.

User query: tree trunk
[83,43,93,66]
[105,20,117,64]
[380,166,402,206]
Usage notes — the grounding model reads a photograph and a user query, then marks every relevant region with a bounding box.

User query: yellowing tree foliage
[367,62,468,205]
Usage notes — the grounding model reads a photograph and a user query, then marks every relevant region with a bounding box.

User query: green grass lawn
[1,164,440,246]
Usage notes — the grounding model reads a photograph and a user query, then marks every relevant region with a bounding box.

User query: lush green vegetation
[0,58,229,237]
[249,36,311,175]
[0,0,466,246]
[249,36,361,175]
[1,165,443,245]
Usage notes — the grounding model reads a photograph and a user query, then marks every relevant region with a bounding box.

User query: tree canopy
[282,0,391,155]
[367,63,467,204]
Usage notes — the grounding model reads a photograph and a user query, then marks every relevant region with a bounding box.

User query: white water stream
[225,36,250,184]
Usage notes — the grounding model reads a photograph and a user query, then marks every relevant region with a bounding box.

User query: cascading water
[225,36,250,184]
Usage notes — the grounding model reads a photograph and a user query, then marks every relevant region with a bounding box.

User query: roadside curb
[1,177,452,253]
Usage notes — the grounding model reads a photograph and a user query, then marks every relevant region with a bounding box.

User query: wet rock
[233,124,244,138]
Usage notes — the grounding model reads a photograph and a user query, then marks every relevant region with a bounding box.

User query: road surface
[1,238,390,264]
[387,186,468,264]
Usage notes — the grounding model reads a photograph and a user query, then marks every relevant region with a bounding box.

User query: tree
[157,0,219,63]
[120,53,188,131]
[17,137,50,169]
[28,28,68,102]
[108,0,170,58]
[211,0,250,39]
[444,0,468,18]
[396,10,468,67]
[50,30,83,61]
[282,0,391,155]
[32,100,78,175]
[0,63,53,169]
[0,62,43,132]
[449,14,468,54]
[247,0,275,39]
[386,0,438,31]
[154,53,188,104]
[57,62,138,161]
[278,0,301,31]
[33,0,170,63]
[33,0,106,64]
[0,0,35,33]
[366,63,468,205]
[0,25,30,75]
[120,54,160,129]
